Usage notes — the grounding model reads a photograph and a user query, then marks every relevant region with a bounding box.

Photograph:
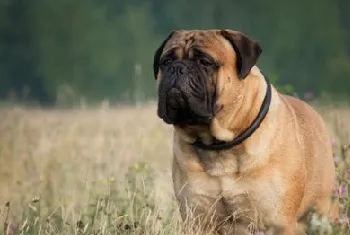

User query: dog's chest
[196,148,241,175]
[188,172,283,228]
[189,150,283,225]
[196,148,257,176]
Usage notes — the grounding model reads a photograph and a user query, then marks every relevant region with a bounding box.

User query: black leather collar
[192,74,272,151]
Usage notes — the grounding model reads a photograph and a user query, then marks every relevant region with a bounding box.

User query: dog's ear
[220,30,262,79]
[153,30,176,79]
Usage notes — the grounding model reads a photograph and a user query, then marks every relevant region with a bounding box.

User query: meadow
[0,101,349,235]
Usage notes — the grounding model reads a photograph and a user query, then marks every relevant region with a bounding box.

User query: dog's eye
[161,58,173,66]
[199,58,214,67]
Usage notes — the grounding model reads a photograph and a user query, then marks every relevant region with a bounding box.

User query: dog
[153,29,337,235]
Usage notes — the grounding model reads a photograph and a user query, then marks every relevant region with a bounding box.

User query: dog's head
[153,29,262,126]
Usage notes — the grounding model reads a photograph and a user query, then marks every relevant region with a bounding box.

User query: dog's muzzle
[157,61,213,125]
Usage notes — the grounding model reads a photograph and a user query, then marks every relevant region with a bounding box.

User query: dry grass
[0,101,349,235]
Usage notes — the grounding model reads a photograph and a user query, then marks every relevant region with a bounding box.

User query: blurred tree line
[0,0,349,105]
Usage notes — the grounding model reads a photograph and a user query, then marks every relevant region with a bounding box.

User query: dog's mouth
[157,81,214,126]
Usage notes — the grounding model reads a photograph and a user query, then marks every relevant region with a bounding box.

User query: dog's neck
[175,66,271,149]
[213,67,268,140]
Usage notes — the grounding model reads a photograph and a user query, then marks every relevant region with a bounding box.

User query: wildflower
[6,223,19,235]
[331,138,338,147]
[337,214,349,224]
[256,231,265,235]
[338,184,347,198]
[310,214,332,234]
[9,224,18,232]
[303,92,314,101]
[333,154,342,164]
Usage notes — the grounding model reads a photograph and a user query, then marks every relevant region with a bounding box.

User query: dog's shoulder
[279,93,331,149]
[280,94,324,125]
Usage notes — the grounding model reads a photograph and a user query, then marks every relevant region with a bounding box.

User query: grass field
[0,101,349,235]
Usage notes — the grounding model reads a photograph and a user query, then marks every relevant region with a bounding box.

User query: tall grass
[0,102,349,235]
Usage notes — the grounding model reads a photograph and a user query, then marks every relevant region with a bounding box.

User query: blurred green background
[0,0,349,106]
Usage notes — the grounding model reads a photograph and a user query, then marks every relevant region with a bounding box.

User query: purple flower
[337,214,349,224]
[333,154,342,164]
[331,138,338,146]
[333,154,343,164]
[338,184,348,198]
[303,92,314,101]
[256,231,265,235]
[6,223,19,235]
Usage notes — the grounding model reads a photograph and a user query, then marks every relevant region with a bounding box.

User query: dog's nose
[168,63,187,76]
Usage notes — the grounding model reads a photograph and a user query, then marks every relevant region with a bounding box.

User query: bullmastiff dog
[153,29,337,235]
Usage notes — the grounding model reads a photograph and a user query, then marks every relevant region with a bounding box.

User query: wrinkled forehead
[162,30,234,60]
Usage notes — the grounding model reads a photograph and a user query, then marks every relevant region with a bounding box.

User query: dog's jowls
[153,29,337,235]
